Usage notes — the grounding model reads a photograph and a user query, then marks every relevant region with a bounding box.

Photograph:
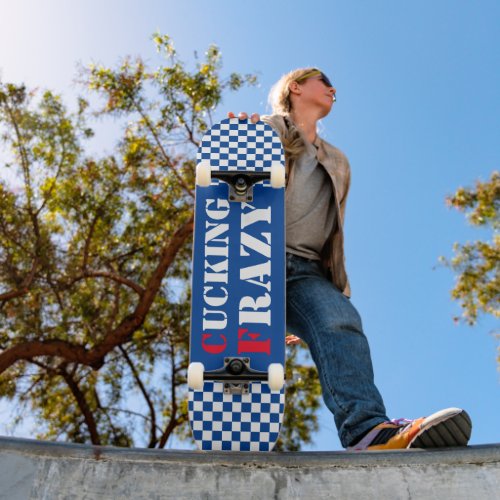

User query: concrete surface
[0,436,499,499]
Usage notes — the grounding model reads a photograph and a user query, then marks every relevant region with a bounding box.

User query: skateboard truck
[206,357,268,395]
[188,358,285,394]
[195,161,286,202]
[213,172,269,203]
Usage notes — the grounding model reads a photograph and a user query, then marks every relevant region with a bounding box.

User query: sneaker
[348,408,472,451]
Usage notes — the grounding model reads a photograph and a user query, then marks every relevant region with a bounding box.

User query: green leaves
[444,171,499,327]
[152,33,176,59]
[447,171,500,229]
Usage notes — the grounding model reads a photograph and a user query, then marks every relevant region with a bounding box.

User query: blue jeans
[286,253,388,448]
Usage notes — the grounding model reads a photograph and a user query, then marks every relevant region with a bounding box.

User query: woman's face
[295,74,336,117]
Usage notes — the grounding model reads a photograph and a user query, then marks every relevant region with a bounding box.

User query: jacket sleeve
[340,154,351,297]
[338,154,351,227]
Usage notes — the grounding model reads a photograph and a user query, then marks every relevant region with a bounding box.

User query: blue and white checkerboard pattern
[196,119,285,172]
[189,382,285,451]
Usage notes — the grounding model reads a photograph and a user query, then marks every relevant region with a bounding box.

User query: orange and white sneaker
[348,408,472,451]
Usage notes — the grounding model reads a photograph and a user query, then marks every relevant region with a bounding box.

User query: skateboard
[187,118,286,451]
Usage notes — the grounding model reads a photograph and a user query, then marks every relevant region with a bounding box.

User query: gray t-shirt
[286,141,336,260]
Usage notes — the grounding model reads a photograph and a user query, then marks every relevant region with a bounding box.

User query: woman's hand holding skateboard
[227,111,260,123]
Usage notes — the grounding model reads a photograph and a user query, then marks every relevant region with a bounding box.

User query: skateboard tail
[188,382,285,451]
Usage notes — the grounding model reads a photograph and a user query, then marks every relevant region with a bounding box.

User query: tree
[0,34,322,449]
[443,171,499,336]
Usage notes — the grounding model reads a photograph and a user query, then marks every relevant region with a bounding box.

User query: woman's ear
[288,81,301,96]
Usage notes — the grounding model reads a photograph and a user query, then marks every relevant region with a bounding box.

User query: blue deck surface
[190,180,285,372]
[190,119,285,373]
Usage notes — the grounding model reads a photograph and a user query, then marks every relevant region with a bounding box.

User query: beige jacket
[262,114,352,297]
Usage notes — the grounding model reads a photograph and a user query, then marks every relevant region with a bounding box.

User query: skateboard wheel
[196,161,212,187]
[268,363,285,391]
[187,362,205,390]
[270,162,285,188]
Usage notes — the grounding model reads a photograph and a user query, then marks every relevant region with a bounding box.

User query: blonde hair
[268,67,318,115]
[268,67,318,166]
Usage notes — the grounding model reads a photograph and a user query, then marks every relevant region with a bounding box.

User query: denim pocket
[286,254,325,280]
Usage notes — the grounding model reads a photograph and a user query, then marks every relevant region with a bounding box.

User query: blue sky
[0,0,498,450]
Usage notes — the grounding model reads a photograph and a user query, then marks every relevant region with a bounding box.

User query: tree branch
[130,94,194,198]
[82,207,102,271]
[58,365,101,445]
[119,345,157,447]
[83,270,145,296]
[35,143,67,217]
[3,99,42,249]
[82,187,121,270]
[158,339,183,448]
[0,215,193,374]
[0,257,39,303]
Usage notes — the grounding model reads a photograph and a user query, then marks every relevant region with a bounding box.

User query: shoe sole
[409,408,472,448]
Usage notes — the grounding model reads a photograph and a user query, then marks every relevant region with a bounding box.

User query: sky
[0,0,498,451]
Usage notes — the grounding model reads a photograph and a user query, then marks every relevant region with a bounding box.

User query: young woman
[228,68,472,450]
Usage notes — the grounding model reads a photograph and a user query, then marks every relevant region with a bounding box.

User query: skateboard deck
[188,118,286,451]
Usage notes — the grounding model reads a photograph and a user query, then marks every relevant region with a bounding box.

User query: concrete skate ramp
[1,436,499,499]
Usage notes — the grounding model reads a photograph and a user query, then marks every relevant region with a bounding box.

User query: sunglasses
[296,69,334,89]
